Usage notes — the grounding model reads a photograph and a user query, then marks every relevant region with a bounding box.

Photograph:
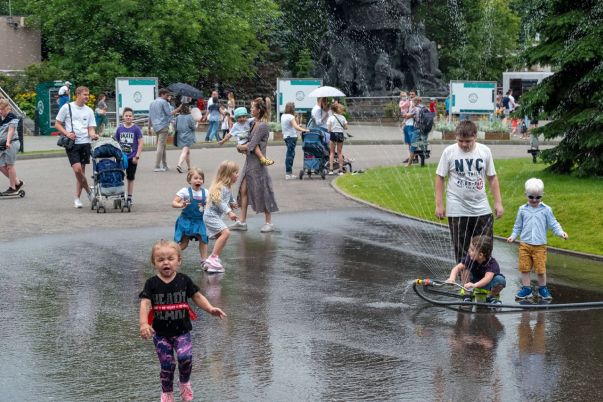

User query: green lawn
[337,158,603,256]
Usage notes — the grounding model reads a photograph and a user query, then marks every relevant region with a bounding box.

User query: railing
[0,86,26,117]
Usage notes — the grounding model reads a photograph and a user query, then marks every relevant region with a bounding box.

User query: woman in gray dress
[231,98,279,232]
[175,104,200,173]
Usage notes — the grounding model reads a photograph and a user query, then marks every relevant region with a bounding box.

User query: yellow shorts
[518,243,548,274]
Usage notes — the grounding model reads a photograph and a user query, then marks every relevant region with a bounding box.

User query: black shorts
[66,143,91,166]
[330,132,344,143]
[126,158,138,181]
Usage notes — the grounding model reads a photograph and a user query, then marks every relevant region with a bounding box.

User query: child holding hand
[446,235,506,304]
[139,239,226,402]
[202,160,240,273]
[507,178,568,300]
[172,168,209,267]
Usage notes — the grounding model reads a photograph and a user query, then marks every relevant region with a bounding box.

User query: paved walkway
[3,130,546,241]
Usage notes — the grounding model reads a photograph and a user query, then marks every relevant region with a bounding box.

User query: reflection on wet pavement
[1,208,602,401]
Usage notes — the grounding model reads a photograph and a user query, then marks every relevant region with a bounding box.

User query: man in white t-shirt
[55,86,98,208]
[58,81,72,109]
[435,120,504,263]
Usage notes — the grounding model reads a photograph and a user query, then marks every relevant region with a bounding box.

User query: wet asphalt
[1,142,602,401]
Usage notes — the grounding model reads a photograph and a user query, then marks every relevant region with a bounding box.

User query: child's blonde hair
[331,103,345,114]
[150,239,181,265]
[186,167,205,184]
[525,178,544,195]
[209,160,239,204]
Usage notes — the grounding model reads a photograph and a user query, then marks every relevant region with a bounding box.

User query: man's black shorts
[66,143,91,166]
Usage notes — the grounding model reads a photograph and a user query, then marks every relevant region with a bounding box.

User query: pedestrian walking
[55,86,99,208]
[149,88,181,172]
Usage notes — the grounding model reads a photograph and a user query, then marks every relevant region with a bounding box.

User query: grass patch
[337,158,603,256]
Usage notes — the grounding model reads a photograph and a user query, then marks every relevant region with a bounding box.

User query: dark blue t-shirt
[461,255,501,283]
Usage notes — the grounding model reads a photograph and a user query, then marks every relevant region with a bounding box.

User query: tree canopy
[517,0,603,176]
[7,0,279,93]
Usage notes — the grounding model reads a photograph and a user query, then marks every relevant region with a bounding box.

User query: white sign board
[115,77,158,125]
[449,81,496,115]
[276,78,323,122]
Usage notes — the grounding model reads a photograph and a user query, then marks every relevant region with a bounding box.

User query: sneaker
[260,157,274,166]
[338,171,344,176]
[160,392,175,402]
[205,255,224,270]
[127,196,133,206]
[486,296,502,305]
[74,198,83,208]
[515,286,533,299]
[229,221,248,231]
[260,223,274,233]
[179,382,193,402]
[176,165,184,173]
[153,167,164,172]
[538,286,553,300]
[328,170,334,175]
[15,180,23,190]
[285,174,295,180]
[3,187,17,195]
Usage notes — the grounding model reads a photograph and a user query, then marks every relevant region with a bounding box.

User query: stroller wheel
[321,169,326,179]
[299,170,304,180]
[113,200,120,209]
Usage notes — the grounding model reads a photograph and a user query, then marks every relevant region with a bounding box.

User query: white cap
[64,81,72,86]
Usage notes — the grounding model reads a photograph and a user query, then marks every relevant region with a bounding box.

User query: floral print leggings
[153,332,193,392]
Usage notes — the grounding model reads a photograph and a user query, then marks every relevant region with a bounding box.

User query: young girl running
[139,239,226,402]
[172,168,209,266]
[202,160,240,273]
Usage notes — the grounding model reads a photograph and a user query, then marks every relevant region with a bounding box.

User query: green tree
[418,0,520,81]
[10,0,279,92]
[517,0,603,176]
[294,48,313,78]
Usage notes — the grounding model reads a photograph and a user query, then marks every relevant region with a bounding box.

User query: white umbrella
[307,86,346,98]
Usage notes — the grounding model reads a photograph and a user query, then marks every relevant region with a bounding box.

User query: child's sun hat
[233,107,249,119]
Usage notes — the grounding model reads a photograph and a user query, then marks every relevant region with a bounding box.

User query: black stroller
[90,138,130,213]
[299,129,329,180]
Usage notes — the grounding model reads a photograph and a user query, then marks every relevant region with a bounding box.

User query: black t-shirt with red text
[139,273,200,337]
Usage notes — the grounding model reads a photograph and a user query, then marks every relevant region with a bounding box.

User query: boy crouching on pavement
[446,235,506,304]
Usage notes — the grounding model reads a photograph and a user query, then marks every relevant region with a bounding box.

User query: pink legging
[153,332,193,392]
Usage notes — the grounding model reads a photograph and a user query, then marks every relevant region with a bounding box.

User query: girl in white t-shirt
[172,168,209,267]
[326,103,348,175]
[281,102,309,179]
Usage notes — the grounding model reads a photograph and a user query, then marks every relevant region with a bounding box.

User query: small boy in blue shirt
[507,178,568,300]
[446,235,506,304]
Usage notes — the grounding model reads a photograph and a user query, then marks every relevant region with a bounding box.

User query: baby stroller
[299,129,329,180]
[90,138,130,213]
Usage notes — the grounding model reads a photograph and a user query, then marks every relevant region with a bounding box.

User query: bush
[478,119,510,133]
[435,120,456,132]
[383,101,400,118]
[268,121,281,132]
[13,92,36,117]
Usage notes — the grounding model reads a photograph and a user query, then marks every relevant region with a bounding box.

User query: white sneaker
[229,221,248,231]
[74,198,83,208]
[153,167,167,172]
[285,174,294,180]
[260,223,274,233]
[205,256,224,273]
[328,171,334,175]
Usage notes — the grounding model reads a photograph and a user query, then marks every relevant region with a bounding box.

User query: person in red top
[429,98,437,113]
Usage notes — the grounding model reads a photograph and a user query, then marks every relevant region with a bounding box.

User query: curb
[330,177,603,262]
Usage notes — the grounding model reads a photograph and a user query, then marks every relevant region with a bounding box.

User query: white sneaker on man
[229,221,248,231]
[153,167,166,172]
[74,198,83,208]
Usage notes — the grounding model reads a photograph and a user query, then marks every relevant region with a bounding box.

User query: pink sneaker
[205,255,224,273]
[180,382,193,402]
[160,391,175,402]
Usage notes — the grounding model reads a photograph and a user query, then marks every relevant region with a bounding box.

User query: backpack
[502,96,510,109]
[17,116,24,153]
[415,106,435,134]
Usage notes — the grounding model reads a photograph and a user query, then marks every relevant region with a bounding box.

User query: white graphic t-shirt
[436,142,496,216]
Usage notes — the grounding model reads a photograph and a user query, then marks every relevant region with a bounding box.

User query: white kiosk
[115,77,158,125]
[502,71,554,102]
[276,78,323,122]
